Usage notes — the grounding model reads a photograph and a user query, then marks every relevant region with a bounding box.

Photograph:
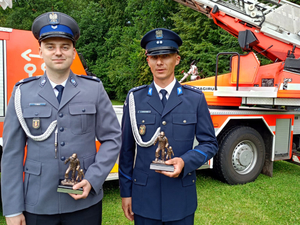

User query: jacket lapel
[38,74,59,110]
[147,83,163,115]
[59,72,80,109]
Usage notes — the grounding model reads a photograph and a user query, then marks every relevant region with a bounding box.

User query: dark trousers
[24,200,102,225]
[134,213,194,225]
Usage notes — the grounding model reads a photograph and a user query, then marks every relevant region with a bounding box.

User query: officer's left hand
[156,157,185,178]
[69,179,92,200]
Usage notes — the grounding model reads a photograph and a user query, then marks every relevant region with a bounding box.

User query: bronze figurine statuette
[57,153,85,194]
[150,131,175,172]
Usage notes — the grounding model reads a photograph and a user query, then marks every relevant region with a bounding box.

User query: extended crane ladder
[174,0,300,47]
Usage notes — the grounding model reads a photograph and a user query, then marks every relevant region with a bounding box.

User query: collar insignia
[148,87,153,96]
[177,87,183,95]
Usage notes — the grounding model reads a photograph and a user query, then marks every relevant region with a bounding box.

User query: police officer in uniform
[1,12,121,225]
[119,28,218,224]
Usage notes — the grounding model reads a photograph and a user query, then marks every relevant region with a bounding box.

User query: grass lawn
[1,161,299,224]
[111,100,123,105]
[101,161,300,225]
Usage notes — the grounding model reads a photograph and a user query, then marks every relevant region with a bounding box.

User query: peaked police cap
[141,28,182,56]
[31,12,80,43]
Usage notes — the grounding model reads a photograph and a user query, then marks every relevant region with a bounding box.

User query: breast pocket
[69,104,96,135]
[23,106,52,135]
[172,114,196,141]
[136,114,156,140]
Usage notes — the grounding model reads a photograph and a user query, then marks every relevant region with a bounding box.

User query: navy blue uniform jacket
[119,81,218,222]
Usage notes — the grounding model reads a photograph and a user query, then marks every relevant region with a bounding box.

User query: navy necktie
[55,85,64,103]
[160,89,167,108]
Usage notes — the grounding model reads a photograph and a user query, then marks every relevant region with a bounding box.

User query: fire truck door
[274,119,291,160]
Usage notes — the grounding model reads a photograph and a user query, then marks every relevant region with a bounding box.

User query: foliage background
[0,0,298,101]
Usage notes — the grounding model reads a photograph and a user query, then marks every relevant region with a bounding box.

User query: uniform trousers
[24,200,102,225]
[134,213,194,225]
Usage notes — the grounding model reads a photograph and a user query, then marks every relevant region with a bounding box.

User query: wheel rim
[232,140,257,174]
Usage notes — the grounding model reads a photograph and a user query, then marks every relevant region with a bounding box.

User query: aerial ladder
[173,0,300,184]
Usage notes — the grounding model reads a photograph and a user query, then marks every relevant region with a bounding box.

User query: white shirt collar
[49,78,68,96]
[154,78,176,100]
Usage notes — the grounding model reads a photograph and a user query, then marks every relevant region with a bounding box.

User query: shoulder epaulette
[128,85,147,93]
[15,76,41,86]
[182,84,203,94]
[77,75,101,82]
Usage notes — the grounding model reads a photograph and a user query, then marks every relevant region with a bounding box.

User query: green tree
[0,0,89,30]
[105,0,179,101]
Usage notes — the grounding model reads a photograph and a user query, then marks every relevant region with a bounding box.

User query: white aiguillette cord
[129,92,160,147]
[15,85,58,157]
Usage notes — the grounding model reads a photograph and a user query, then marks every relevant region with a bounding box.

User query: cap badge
[155,30,163,39]
[49,12,59,24]
[51,25,58,29]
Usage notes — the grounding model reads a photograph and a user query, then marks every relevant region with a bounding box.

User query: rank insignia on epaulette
[78,75,100,82]
[16,76,40,86]
[183,85,202,94]
[32,118,40,129]
[129,85,147,94]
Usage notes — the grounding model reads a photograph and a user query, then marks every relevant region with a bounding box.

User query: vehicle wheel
[213,126,265,184]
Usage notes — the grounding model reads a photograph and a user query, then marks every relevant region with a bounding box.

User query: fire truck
[0,27,121,181]
[171,0,300,184]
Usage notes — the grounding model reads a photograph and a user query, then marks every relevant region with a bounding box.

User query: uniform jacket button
[60,142,65,146]
[59,113,63,118]
[82,109,86,112]
[162,121,166,125]
[59,127,64,132]
[61,156,65,161]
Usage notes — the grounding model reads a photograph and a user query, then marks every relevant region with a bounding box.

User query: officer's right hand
[122,197,134,221]
[5,213,26,225]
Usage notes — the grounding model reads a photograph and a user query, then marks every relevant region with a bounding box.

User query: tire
[213,126,265,185]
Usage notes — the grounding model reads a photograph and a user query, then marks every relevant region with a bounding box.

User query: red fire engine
[173,0,300,184]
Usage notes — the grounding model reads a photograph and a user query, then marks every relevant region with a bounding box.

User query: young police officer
[1,12,121,225]
[119,28,218,224]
